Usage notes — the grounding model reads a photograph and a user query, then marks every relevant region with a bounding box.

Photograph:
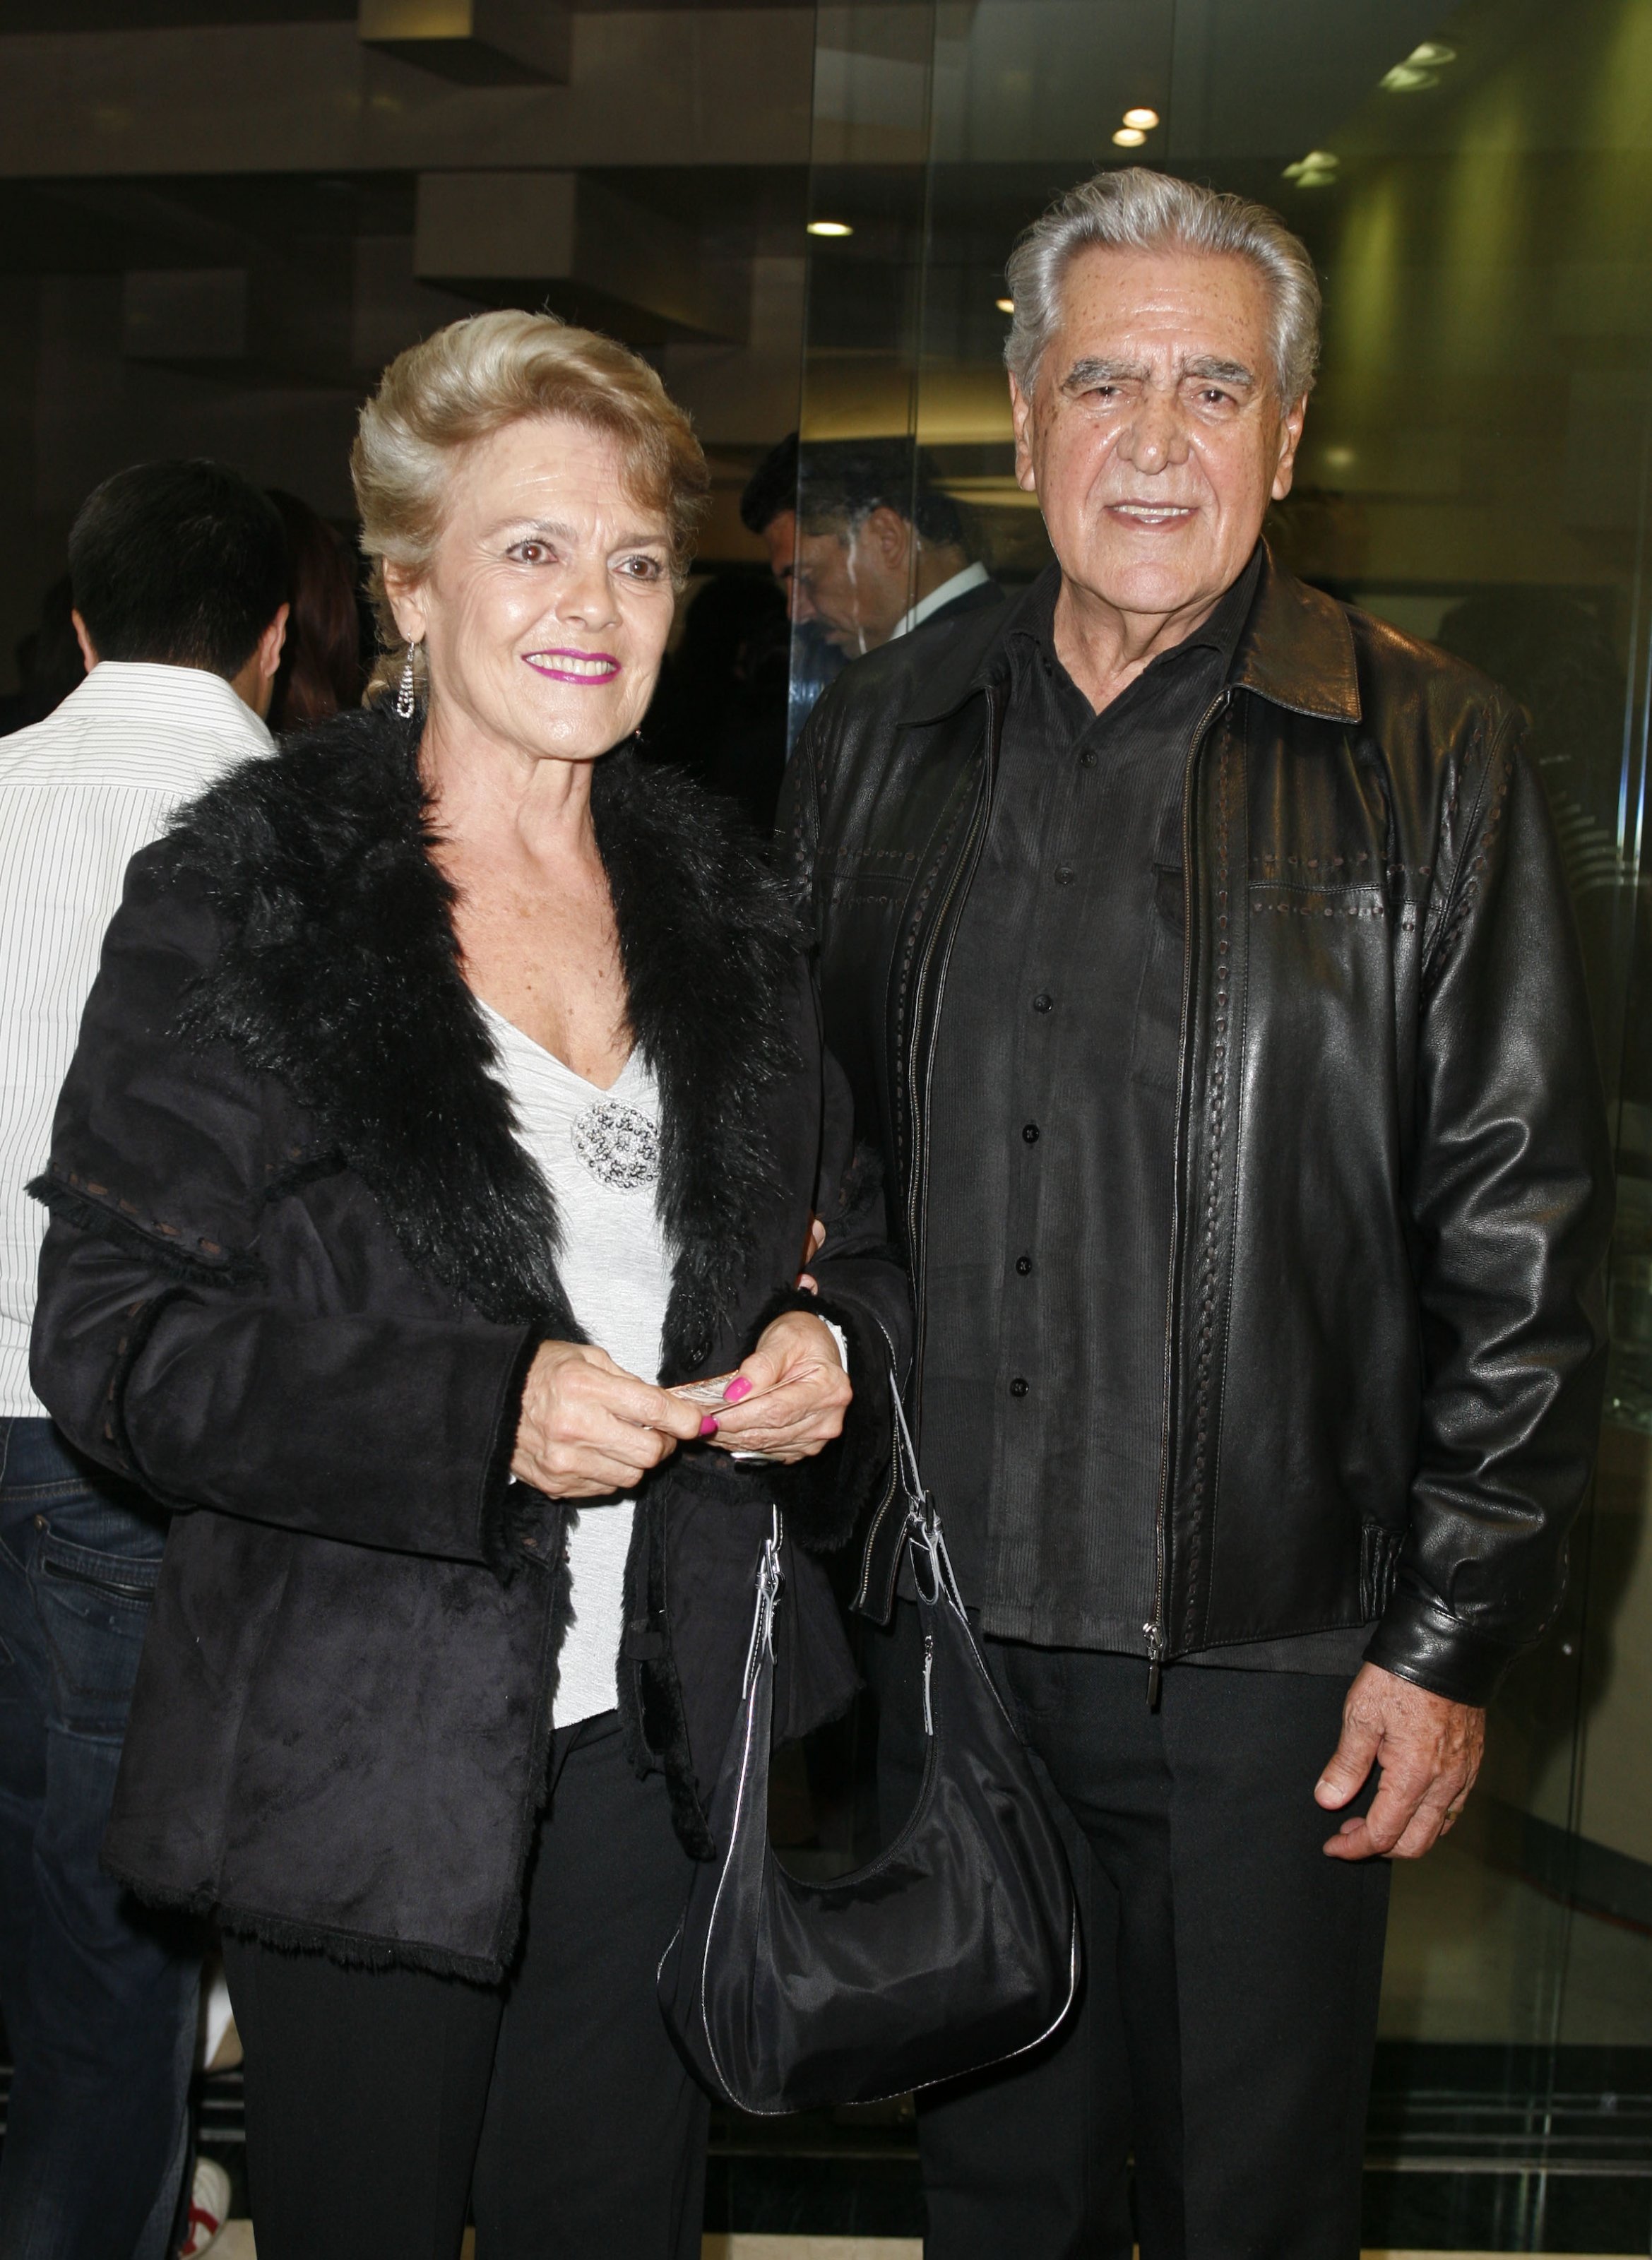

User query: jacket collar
[898,541,1360,729]
[170,703,800,1373]
[1228,545,1361,722]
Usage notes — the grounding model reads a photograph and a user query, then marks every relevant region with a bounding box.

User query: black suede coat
[30,706,910,1980]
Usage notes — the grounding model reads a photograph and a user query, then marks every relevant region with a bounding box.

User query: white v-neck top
[481,1002,675,1728]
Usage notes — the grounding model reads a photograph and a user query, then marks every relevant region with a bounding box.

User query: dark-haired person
[266,487,367,730]
[740,432,1001,660]
[641,571,791,831]
[0,458,287,2258]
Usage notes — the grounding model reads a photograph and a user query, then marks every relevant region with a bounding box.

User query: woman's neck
[419,697,602,870]
[417,696,631,1088]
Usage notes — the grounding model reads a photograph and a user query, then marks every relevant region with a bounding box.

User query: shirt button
[1079,749,1097,768]
[1033,992,1054,1014]
[1054,867,1075,886]
[1016,1256,1033,1275]
[1009,1376,1030,1398]
[1021,1122,1040,1144]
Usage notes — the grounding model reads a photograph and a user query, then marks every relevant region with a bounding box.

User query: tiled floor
[215,2237,1641,2259]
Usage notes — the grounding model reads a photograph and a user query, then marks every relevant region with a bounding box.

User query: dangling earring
[395,640,420,720]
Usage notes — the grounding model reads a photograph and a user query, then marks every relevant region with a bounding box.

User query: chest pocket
[1128,864,1187,1096]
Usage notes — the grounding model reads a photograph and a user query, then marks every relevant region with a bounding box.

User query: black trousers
[864,1609,1390,2260]
[223,1714,708,2260]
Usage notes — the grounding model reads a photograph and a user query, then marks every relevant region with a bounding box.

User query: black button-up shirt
[921,552,1372,1672]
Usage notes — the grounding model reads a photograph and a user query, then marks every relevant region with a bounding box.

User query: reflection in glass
[795,0,1652,2225]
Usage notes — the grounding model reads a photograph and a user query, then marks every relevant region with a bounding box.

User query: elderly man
[742,434,998,658]
[780,169,1612,2259]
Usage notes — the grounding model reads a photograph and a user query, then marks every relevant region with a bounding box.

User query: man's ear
[70,609,97,672]
[864,506,913,574]
[257,603,290,685]
[1010,374,1038,495]
[1271,394,1308,504]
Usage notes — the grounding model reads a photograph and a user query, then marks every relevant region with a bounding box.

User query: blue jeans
[0,1418,201,2260]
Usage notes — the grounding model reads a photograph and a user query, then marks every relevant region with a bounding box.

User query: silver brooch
[571,1099,660,1191]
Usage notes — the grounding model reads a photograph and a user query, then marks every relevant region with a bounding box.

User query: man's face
[762,504,911,655]
[1011,247,1305,624]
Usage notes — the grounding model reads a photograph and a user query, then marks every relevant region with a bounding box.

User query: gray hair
[1004,167,1321,404]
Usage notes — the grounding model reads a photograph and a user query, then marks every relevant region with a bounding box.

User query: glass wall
[795,0,1652,2240]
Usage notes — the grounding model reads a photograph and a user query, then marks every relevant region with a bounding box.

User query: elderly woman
[30,313,909,2260]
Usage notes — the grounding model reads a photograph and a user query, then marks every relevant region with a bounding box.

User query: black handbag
[657,1396,1079,2113]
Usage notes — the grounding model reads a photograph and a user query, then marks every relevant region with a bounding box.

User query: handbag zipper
[922,1629,935,1737]
[850,1315,911,1616]
[1145,686,1232,1709]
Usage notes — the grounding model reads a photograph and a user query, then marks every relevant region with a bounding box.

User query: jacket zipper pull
[1144,1622,1165,1711]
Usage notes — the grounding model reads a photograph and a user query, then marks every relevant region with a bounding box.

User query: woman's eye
[618,557,665,581]
[509,541,552,564]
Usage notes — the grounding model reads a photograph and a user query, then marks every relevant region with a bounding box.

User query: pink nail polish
[724,1375,754,1404]
[699,1414,719,1437]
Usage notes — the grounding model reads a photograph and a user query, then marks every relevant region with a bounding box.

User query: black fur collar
[168,703,800,1375]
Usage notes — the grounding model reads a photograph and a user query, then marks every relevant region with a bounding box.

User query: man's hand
[704,1310,852,1463]
[512,1340,704,1499]
[1315,1662,1485,1861]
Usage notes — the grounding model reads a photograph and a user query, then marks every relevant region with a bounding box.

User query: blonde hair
[352,309,711,703]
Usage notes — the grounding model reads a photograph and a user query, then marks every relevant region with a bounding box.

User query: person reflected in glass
[30,311,909,2260]
[741,434,1002,745]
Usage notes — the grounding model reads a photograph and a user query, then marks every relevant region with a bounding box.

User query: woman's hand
[705,1311,852,1463]
[512,1340,704,1499]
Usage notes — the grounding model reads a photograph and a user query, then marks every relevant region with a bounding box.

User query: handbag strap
[890,1380,968,1621]
[737,1381,964,1706]
[742,1506,785,1699]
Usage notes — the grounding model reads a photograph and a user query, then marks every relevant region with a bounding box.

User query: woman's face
[387,413,677,766]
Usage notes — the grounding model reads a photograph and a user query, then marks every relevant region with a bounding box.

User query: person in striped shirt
[0,460,287,2260]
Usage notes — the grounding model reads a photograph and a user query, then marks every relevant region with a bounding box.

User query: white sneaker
[179,2157,232,2256]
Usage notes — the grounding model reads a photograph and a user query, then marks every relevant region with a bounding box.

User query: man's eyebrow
[1059,356,1149,393]
[1182,355,1259,387]
[1056,352,1261,394]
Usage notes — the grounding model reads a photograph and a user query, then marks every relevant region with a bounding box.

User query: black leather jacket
[779,548,1614,1706]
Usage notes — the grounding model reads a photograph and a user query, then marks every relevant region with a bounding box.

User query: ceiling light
[1283,150,1339,186]
[996,297,1015,314]
[1382,37,1458,89]
[1112,126,1147,147]
[807,220,853,238]
[1121,107,1160,130]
